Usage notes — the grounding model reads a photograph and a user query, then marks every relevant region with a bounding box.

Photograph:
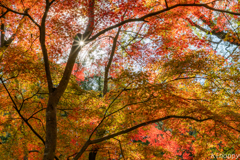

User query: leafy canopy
[0,0,240,160]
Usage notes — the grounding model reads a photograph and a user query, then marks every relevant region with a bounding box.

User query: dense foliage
[0,0,240,159]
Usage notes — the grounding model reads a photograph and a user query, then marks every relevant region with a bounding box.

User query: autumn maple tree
[0,0,240,160]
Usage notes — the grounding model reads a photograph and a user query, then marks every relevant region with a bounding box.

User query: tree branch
[49,0,56,6]
[0,4,40,28]
[89,3,240,42]
[56,0,95,99]
[0,77,45,145]
[0,10,8,18]
[103,27,121,96]
[73,140,91,160]
[91,116,212,143]
[4,15,27,47]
[186,18,240,46]
[113,138,125,160]
[73,115,212,159]
[84,0,95,39]
[165,0,168,8]
[40,0,53,93]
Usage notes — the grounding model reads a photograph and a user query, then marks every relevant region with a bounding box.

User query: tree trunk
[43,95,58,160]
[89,148,98,160]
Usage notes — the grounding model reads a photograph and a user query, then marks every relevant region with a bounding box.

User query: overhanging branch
[73,115,212,159]
[89,3,240,42]
[0,4,40,28]
[90,115,212,144]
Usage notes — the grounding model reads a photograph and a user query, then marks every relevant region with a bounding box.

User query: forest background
[0,0,240,160]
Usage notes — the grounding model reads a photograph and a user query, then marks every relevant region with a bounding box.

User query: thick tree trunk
[42,0,94,159]
[43,95,58,160]
[89,148,98,160]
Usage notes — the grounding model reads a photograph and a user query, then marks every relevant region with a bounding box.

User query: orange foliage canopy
[0,0,240,160]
